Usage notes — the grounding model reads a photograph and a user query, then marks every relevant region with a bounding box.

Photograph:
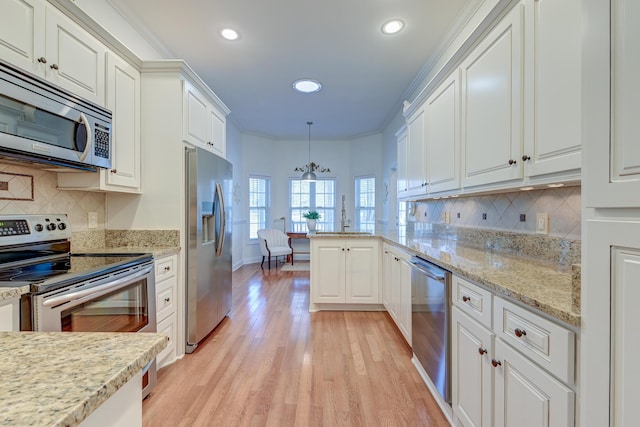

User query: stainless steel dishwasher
[411,255,452,406]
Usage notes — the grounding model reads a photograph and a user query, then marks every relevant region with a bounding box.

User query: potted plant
[303,211,321,232]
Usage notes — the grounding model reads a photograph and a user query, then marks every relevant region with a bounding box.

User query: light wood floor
[143,264,449,426]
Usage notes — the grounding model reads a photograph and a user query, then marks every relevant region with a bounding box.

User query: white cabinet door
[426,69,460,194]
[105,52,141,190]
[311,241,347,304]
[45,6,105,105]
[209,107,226,158]
[382,245,394,314]
[183,80,209,148]
[396,127,408,196]
[397,254,412,345]
[452,307,494,427]
[0,297,19,331]
[405,107,427,197]
[345,239,379,304]
[0,0,45,75]
[461,3,524,188]
[585,0,640,208]
[522,0,582,179]
[493,338,574,427]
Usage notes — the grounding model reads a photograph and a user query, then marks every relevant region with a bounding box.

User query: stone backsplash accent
[71,229,180,251]
[105,229,180,248]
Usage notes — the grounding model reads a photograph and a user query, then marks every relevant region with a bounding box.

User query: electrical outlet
[482,213,487,220]
[536,213,549,234]
[520,214,526,222]
[424,211,427,218]
[88,212,98,229]
[444,211,451,224]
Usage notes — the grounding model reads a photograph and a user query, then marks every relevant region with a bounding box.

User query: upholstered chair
[257,229,294,269]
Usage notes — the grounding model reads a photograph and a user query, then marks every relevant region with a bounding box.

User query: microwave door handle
[215,183,226,257]
[77,113,92,162]
[42,266,152,307]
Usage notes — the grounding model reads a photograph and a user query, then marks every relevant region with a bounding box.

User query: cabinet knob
[478,347,487,355]
[164,297,171,303]
[462,295,471,302]
[514,328,527,338]
[347,248,350,251]
[164,266,171,272]
[342,248,345,251]
[522,155,531,161]
[50,63,59,70]
[508,159,517,165]
[491,359,502,368]
[110,169,117,174]
[37,57,47,64]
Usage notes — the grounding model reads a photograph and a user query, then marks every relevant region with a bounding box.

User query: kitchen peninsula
[0,332,167,426]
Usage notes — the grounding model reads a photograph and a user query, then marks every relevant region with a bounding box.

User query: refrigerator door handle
[214,182,226,257]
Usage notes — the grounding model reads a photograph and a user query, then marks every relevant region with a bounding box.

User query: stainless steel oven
[0,214,158,398]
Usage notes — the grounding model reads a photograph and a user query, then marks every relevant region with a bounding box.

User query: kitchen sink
[314,231,373,235]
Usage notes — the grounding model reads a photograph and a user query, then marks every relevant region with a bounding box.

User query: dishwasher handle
[411,256,448,282]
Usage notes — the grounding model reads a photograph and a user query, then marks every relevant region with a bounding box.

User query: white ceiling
[107,0,475,140]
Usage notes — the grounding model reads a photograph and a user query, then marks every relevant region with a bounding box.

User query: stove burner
[0,259,71,282]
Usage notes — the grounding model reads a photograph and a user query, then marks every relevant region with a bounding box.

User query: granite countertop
[310,231,580,327]
[0,332,167,426]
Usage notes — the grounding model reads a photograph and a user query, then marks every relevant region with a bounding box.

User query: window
[355,176,376,233]
[249,176,270,239]
[290,178,335,232]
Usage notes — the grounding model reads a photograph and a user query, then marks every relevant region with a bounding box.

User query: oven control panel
[0,214,71,245]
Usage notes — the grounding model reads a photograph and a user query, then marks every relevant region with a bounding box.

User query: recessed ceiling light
[293,79,322,93]
[382,19,405,35]
[220,28,239,41]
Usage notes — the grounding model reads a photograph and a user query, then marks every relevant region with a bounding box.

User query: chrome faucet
[340,194,350,232]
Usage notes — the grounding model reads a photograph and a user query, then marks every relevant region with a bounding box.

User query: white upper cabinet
[461,2,524,189]
[426,69,460,194]
[404,107,428,198]
[183,80,226,158]
[522,0,582,179]
[396,126,408,195]
[586,0,640,207]
[57,52,141,193]
[0,0,106,105]
[0,0,45,75]
[44,7,106,105]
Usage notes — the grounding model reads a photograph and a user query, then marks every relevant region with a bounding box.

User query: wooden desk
[287,232,310,262]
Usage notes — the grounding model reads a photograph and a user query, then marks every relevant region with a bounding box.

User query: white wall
[380,111,405,231]
[225,121,244,270]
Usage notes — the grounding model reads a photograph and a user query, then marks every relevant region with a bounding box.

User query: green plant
[303,211,321,220]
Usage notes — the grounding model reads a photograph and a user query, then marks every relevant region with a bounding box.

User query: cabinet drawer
[155,255,177,280]
[156,276,176,323]
[452,275,493,329]
[156,314,177,369]
[494,297,575,385]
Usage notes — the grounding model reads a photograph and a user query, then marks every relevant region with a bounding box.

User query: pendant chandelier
[294,121,330,181]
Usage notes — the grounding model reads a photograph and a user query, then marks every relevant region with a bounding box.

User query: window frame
[355,175,376,233]
[289,177,336,232]
[248,175,270,241]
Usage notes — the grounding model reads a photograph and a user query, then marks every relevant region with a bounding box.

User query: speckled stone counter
[78,245,181,259]
[0,284,29,302]
[310,231,580,327]
[0,332,167,426]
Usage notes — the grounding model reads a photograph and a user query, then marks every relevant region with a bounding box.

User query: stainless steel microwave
[0,59,111,171]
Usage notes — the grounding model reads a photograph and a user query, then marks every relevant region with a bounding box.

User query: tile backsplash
[0,162,105,231]
[412,186,581,240]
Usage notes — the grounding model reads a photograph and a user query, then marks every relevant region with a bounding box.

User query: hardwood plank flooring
[143,265,448,426]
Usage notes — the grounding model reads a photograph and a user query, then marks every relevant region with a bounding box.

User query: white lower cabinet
[155,254,178,369]
[382,244,412,345]
[310,238,380,306]
[452,275,576,427]
[0,297,19,331]
[452,307,494,427]
[494,338,574,427]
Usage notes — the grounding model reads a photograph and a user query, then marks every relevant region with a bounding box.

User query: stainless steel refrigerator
[185,147,232,353]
